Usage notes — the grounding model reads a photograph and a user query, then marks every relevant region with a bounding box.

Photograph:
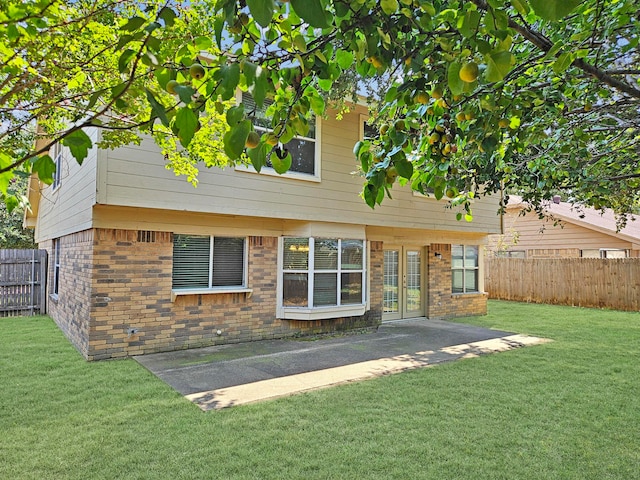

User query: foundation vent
[250,236,264,247]
[137,230,156,243]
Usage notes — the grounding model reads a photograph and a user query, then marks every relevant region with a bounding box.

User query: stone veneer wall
[48,229,383,360]
[427,243,488,319]
[44,230,94,357]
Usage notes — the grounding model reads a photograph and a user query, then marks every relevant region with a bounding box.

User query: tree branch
[470,0,640,100]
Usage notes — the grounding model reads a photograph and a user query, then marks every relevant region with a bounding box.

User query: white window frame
[51,143,62,191]
[171,235,251,300]
[277,237,367,320]
[452,244,480,294]
[234,91,322,182]
[52,238,60,298]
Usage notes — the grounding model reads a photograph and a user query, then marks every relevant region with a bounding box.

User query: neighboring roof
[506,195,640,245]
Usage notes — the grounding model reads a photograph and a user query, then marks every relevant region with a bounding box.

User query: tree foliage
[1,0,639,226]
[0,173,36,249]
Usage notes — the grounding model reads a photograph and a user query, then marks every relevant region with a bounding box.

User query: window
[496,250,526,258]
[51,143,62,190]
[172,235,246,290]
[361,115,379,140]
[241,92,319,178]
[452,245,479,294]
[52,238,60,297]
[581,249,628,259]
[282,237,366,310]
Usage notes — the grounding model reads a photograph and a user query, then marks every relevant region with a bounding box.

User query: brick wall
[427,243,488,319]
[46,229,383,360]
[44,231,94,357]
[45,229,488,360]
[89,229,174,359]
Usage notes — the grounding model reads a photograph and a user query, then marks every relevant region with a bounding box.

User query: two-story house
[25,102,501,360]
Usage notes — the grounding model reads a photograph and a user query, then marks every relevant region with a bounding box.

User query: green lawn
[1,301,639,479]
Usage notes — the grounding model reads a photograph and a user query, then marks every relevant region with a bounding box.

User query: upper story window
[452,245,479,294]
[51,143,62,190]
[281,237,366,310]
[172,234,247,291]
[241,92,320,180]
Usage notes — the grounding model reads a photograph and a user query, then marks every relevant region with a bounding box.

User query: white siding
[33,128,99,242]
[100,107,501,235]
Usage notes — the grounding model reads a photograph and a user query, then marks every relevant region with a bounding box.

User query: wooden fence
[0,249,48,317]
[485,257,640,311]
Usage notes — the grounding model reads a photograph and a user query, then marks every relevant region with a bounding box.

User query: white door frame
[382,245,426,322]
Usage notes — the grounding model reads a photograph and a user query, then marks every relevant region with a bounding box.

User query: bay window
[281,237,366,319]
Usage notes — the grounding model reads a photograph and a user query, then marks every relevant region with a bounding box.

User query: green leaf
[394,159,413,179]
[433,184,445,200]
[154,68,173,90]
[530,0,581,21]
[447,62,464,95]
[223,119,251,159]
[195,36,212,50]
[552,52,574,74]
[481,136,498,154]
[484,50,514,82]
[458,10,481,38]
[145,89,169,127]
[381,0,399,15]
[317,78,332,92]
[121,16,146,32]
[246,0,274,28]
[118,49,136,73]
[291,116,309,137]
[0,166,11,195]
[247,142,268,172]
[545,40,564,60]
[364,184,378,209]
[4,194,19,213]
[353,140,365,157]
[214,16,224,49]
[290,0,330,28]
[360,151,372,173]
[158,6,177,27]
[173,84,196,104]
[336,50,354,70]
[175,107,199,147]
[510,0,530,16]
[219,64,241,100]
[243,61,258,87]
[309,93,325,116]
[292,34,307,53]
[32,155,56,185]
[62,130,92,164]
[226,104,245,126]
[270,148,292,174]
